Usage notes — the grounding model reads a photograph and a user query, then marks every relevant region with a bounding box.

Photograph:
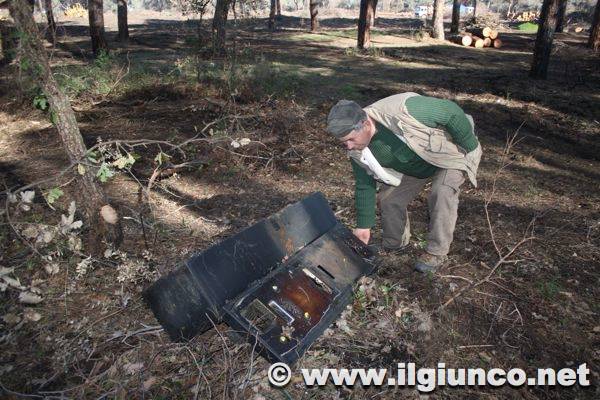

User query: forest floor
[1,11,599,400]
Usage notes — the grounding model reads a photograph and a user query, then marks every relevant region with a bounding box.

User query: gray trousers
[377,169,465,256]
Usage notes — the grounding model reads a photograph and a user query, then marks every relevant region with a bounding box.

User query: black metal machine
[144,192,377,364]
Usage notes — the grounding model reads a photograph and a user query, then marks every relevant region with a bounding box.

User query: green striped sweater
[352,95,478,228]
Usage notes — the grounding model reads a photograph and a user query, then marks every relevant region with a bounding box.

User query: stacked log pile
[448,26,503,49]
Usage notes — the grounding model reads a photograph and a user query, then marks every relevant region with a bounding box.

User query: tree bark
[357,0,375,48]
[530,0,559,79]
[449,34,472,46]
[44,0,56,44]
[555,0,567,33]
[212,0,231,54]
[432,0,445,40]
[117,0,129,42]
[88,0,108,57]
[309,0,319,32]
[589,0,600,51]
[276,0,281,15]
[370,0,378,27]
[467,27,492,37]
[451,0,460,34]
[470,35,485,47]
[269,0,276,30]
[506,0,515,19]
[9,0,122,255]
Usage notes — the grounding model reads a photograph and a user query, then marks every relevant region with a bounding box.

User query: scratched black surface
[222,222,377,364]
[143,192,339,341]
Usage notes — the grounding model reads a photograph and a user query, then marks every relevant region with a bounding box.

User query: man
[326,93,482,273]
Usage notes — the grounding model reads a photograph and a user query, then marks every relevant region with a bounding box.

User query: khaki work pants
[377,169,465,256]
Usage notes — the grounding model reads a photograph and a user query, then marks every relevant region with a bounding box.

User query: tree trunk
[432,0,445,40]
[530,0,559,79]
[269,0,276,30]
[276,0,281,15]
[357,0,375,48]
[44,0,56,44]
[506,0,515,19]
[88,0,108,57]
[370,0,378,27]
[466,26,492,37]
[212,0,231,54]
[309,0,319,32]
[449,33,472,46]
[470,35,485,47]
[9,0,122,255]
[451,0,460,34]
[589,0,600,51]
[555,0,567,33]
[117,0,128,41]
[473,0,477,18]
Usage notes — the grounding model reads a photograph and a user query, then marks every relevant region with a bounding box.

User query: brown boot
[414,252,448,273]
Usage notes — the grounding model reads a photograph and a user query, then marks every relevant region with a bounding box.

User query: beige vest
[349,92,482,187]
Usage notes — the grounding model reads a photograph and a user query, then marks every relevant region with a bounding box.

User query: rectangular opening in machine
[302,268,332,294]
[268,300,295,325]
[241,298,277,333]
[317,265,336,280]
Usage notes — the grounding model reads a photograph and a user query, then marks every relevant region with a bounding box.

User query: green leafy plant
[154,152,171,166]
[45,188,64,205]
[96,162,115,183]
[112,153,136,169]
[33,93,49,111]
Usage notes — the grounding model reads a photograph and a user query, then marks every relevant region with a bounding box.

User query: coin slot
[302,268,332,294]
[317,265,336,280]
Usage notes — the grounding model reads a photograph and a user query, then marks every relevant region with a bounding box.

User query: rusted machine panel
[223,223,376,364]
[144,192,338,341]
[144,192,378,363]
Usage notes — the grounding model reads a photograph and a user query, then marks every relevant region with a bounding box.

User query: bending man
[326,93,482,273]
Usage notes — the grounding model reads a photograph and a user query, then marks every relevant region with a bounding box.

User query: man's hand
[353,228,371,245]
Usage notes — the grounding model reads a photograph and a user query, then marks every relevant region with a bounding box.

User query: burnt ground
[0,11,599,400]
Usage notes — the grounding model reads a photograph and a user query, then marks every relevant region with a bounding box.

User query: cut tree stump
[467,27,492,38]
[470,35,485,48]
[449,34,473,46]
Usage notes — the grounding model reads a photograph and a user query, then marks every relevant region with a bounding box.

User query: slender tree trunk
[9,0,122,255]
[432,0,445,40]
[555,0,567,33]
[276,0,281,15]
[506,0,515,19]
[212,0,231,54]
[473,0,477,18]
[117,0,129,41]
[589,0,600,51]
[530,0,559,79]
[357,0,375,48]
[88,0,108,57]
[370,0,378,27]
[269,0,276,30]
[309,0,319,32]
[451,0,460,33]
[44,0,56,44]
